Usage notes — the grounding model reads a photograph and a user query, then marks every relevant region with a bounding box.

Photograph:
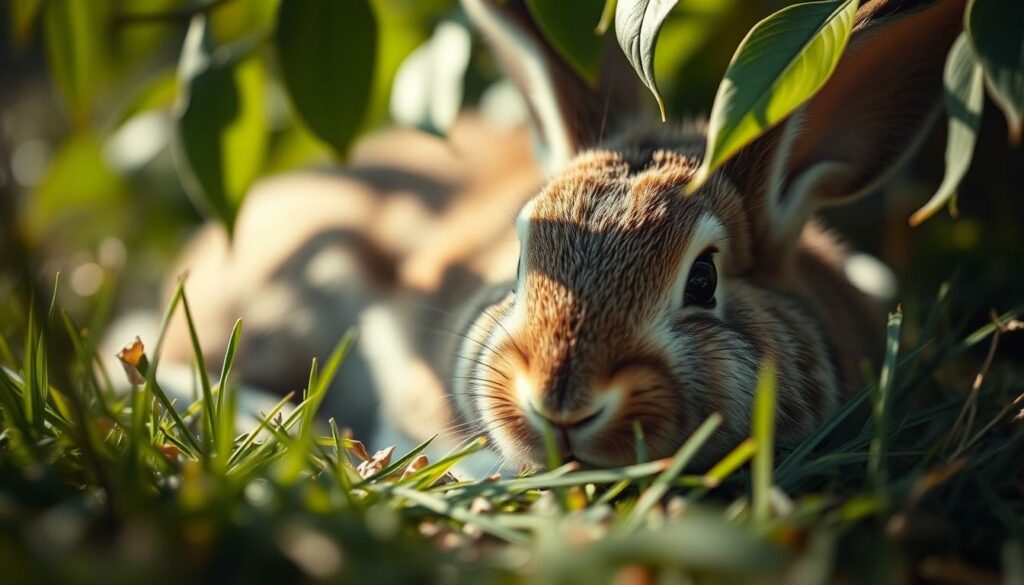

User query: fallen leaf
[400,454,429,480]
[116,336,147,385]
[357,446,395,479]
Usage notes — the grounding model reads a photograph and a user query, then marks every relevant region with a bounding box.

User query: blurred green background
[1,0,1021,356]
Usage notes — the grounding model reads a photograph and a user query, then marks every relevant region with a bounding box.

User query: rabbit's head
[454,0,964,467]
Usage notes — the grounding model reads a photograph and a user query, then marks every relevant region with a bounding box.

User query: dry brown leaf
[400,454,429,480]
[116,336,147,385]
[347,440,371,462]
[356,446,395,479]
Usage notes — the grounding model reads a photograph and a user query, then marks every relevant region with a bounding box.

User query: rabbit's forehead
[514,149,719,316]
[524,149,702,229]
[519,149,713,251]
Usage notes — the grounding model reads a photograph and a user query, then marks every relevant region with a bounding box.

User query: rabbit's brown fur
[452,133,877,466]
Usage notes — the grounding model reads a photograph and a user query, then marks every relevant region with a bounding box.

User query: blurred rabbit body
[166,0,964,467]
[164,113,543,443]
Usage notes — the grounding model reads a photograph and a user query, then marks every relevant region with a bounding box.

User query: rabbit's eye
[684,252,717,308]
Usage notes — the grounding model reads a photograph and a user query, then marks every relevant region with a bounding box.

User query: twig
[946,311,1023,459]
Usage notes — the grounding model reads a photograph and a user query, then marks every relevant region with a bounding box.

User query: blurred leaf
[9,0,43,49]
[174,17,268,231]
[211,0,280,43]
[43,0,113,126]
[389,20,471,136]
[264,124,331,174]
[115,69,179,126]
[275,0,377,158]
[526,0,606,84]
[692,0,857,188]
[598,511,783,571]
[966,0,1024,143]
[596,0,616,35]
[111,0,180,71]
[652,0,739,105]
[365,0,451,128]
[615,0,679,120]
[910,34,984,227]
[24,134,127,244]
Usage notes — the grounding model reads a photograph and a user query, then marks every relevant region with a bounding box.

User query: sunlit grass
[0,274,1022,582]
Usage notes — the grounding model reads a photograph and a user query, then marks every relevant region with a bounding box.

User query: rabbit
[160,111,544,443]
[449,0,966,468]
[159,0,962,470]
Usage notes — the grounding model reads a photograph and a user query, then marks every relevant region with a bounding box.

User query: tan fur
[453,140,881,467]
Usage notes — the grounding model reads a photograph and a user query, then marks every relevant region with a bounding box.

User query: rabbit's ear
[727,0,966,244]
[463,0,643,174]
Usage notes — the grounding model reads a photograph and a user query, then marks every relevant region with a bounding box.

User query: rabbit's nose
[528,400,605,429]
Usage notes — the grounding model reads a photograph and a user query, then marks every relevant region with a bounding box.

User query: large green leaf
[43,0,112,126]
[174,17,268,231]
[275,0,377,158]
[910,33,984,227]
[966,0,1024,143]
[692,0,857,188]
[615,0,679,120]
[526,0,606,84]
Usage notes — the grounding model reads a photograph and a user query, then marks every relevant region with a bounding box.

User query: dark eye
[684,251,717,308]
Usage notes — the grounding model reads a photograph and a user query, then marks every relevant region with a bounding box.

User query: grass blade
[279,329,356,482]
[178,287,216,444]
[227,391,295,468]
[391,486,529,544]
[870,307,903,498]
[752,361,777,525]
[621,413,723,533]
[214,319,242,472]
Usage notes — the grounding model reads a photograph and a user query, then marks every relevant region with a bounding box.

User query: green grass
[0,274,1022,584]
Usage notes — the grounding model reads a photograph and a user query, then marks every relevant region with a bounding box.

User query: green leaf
[966,0,1024,143]
[526,0,606,84]
[174,17,268,231]
[615,0,679,120]
[275,0,377,158]
[25,133,128,245]
[114,69,180,127]
[910,34,985,227]
[692,0,857,188]
[43,0,112,126]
